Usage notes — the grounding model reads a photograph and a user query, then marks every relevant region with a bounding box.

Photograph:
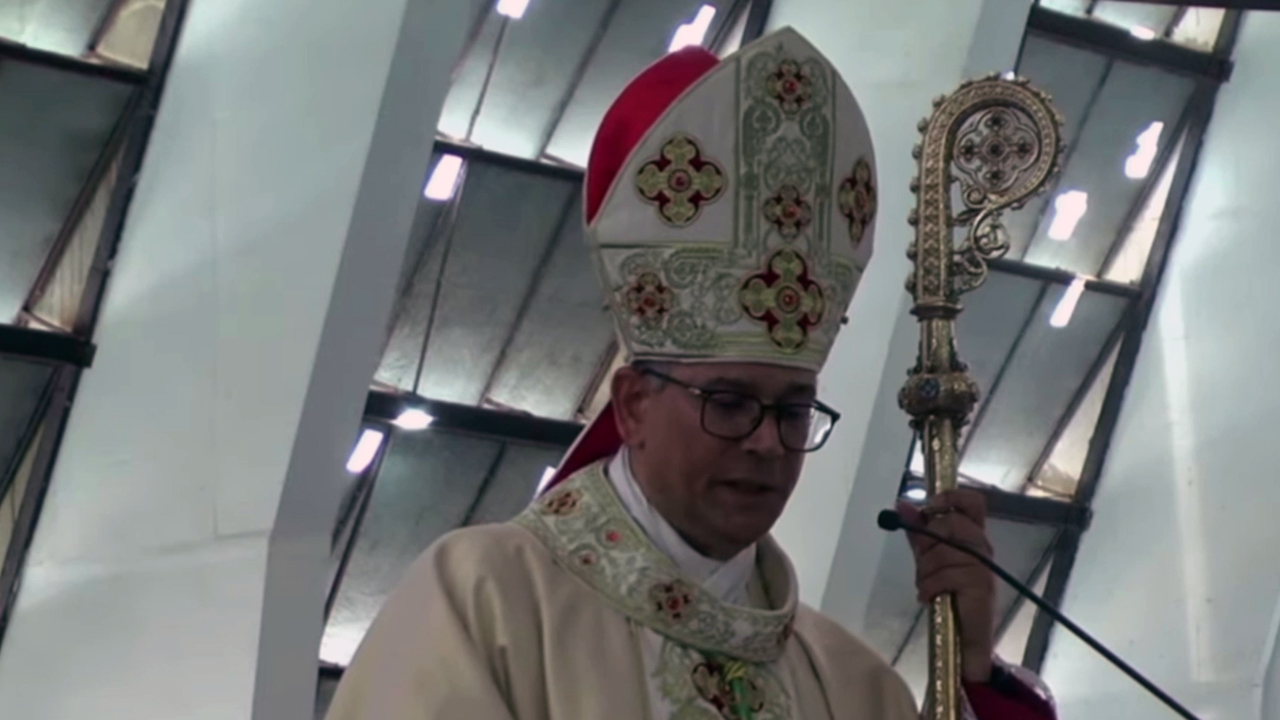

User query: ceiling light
[904,485,928,502]
[1130,25,1157,41]
[1001,70,1017,81]
[393,408,435,431]
[495,0,529,20]
[1047,190,1088,241]
[1124,121,1164,179]
[424,154,464,201]
[1050,277,1087,329]
[668,5,717,53]
[535,466,556,497]
[346,429,385,474]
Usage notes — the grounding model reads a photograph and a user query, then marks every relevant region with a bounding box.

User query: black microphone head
[877,509,902,532]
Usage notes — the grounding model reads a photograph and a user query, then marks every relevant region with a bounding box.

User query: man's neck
[622,450,749,561]
[607,450,757,600]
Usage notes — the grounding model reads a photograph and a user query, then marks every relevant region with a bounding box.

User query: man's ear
[611,366,650,444]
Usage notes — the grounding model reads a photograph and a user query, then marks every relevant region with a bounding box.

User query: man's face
[612,361,820,560]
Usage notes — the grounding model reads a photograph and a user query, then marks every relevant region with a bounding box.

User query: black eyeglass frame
[638,367,842,453]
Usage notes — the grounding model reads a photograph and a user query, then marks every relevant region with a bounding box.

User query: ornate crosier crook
[898,75,1064,720]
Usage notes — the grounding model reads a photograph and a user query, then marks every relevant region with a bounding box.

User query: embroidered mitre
[586,27,877,371]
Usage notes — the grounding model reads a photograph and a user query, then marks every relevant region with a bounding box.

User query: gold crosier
[899,75,1064,720]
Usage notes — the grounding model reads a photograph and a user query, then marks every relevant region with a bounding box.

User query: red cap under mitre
[542,48,721,490]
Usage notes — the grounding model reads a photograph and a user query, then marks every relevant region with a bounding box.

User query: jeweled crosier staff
[899,75,1064,720]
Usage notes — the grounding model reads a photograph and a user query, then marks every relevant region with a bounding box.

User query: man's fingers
[925,488,987,529]
[898,491,991,566]
[914,543,984,583]
[895,499,935,556]
[915,509,993,560]
[916,565,996,604]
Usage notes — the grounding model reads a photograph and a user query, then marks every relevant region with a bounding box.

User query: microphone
[877,509,1202,720]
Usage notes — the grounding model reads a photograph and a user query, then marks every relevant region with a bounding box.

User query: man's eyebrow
[782,382,818,399]
[701,376,757,392]
[700,377,817,399]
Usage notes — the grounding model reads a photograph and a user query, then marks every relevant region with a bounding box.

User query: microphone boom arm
[880,510,1203,720]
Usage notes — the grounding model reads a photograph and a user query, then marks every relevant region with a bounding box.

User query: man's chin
[718,514,781,549]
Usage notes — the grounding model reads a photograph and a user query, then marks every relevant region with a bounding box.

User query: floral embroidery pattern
[739,249,826,352]
[837,158,876,246]
[765,58,813,115]
[762,185,811,240]
[655,642,792,720]
[512,463,796,664]
[651,580,697,622]
[623,271,675,328]
[636,134,726,226]
[542,488,581,516]
[693,657,767,720]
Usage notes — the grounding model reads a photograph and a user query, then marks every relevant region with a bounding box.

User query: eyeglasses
[640,368,840,453]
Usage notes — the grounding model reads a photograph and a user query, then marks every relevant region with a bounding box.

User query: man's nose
[740,413,786,457]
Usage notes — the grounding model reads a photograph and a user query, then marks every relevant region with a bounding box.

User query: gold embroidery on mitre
[765,57,814,115]
[623,270,675,328]
[837,158,876,246]
[635,134,726,226]
[762,185,812,240]
[739,249,826,352]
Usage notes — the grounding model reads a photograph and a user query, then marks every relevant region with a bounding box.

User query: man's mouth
[717,479,782,496]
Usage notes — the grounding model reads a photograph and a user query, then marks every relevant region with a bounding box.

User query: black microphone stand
[878,509,1202,720]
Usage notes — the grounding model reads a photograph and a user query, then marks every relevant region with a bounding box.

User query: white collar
[606,448,757,605]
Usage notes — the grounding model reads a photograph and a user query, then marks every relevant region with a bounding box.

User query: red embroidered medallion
[837,158,876,246]
[623,271,675,327]
[542,489,581,516]
[739,249,826,351]
[762,185,812,240]
[635,135,725,226]
[649,579,696,621]
[766,58,813,115]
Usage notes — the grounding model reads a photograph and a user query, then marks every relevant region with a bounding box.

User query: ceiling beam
[534,0,626,160]
[0,366,78,652]
[23,94,138,322]
[478,191,577,404]
[71,0,195,337]
[1096,96,1195,278]
[0,38,146,85]
[364,390,583,448]
[988,258,1139,299]
[742,0,774,45]
[408,160,468,396]
[1028,5,1232,82]
[438,138,583,182]
[1021,320,1123,495]
[979,486,1092,529]
[957,283,1049,462]
[1099,0,1273,6]
[0,326,95,367]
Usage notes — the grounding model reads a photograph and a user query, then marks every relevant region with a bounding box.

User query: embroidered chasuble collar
[514,461,797,664]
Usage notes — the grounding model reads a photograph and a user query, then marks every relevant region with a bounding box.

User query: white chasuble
[325,460,918,720]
